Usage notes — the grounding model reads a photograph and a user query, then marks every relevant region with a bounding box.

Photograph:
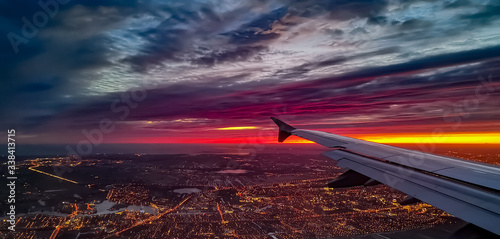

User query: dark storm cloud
[275,46,401,78]
[323,28,344,36]
[444,0,471,9]
[223,6,288,45]
[366,1,500,43]
[459,3,500,26]
[274,57,348,78]
[123,0,391,72]
[122,28,189,71]
[398,19,433,31]
[193,46,268,66]
[0,0,151,119]
[124,25,270,70]
[0,0,145,63]
[367,15,389,25]
[122,2,255,71]
[290,44,500,89]
[18,79,58,93]
[283,0,389,20]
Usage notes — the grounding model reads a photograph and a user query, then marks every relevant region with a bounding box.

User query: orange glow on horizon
[217,126,259,130]
[359,132,500,144]
[122,132,500,144]
[288,132,500,144]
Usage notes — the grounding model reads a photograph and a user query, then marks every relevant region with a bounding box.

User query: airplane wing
[271,117,500,235]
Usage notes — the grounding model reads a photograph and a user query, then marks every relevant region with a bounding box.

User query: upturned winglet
[270,117,296,142]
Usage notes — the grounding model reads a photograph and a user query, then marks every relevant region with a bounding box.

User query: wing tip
[270,117,295,142]
[270,117,295,131]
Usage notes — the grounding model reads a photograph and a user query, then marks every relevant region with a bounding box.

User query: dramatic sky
[1,0,500,147]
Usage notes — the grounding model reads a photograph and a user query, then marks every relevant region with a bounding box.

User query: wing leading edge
[270,117,500,235]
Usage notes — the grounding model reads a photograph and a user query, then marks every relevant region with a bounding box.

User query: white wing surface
[271,117,500,235]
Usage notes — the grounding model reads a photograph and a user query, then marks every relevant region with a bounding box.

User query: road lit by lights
[28,166,78,184]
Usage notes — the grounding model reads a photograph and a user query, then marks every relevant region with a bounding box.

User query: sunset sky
[1,0,500,149]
